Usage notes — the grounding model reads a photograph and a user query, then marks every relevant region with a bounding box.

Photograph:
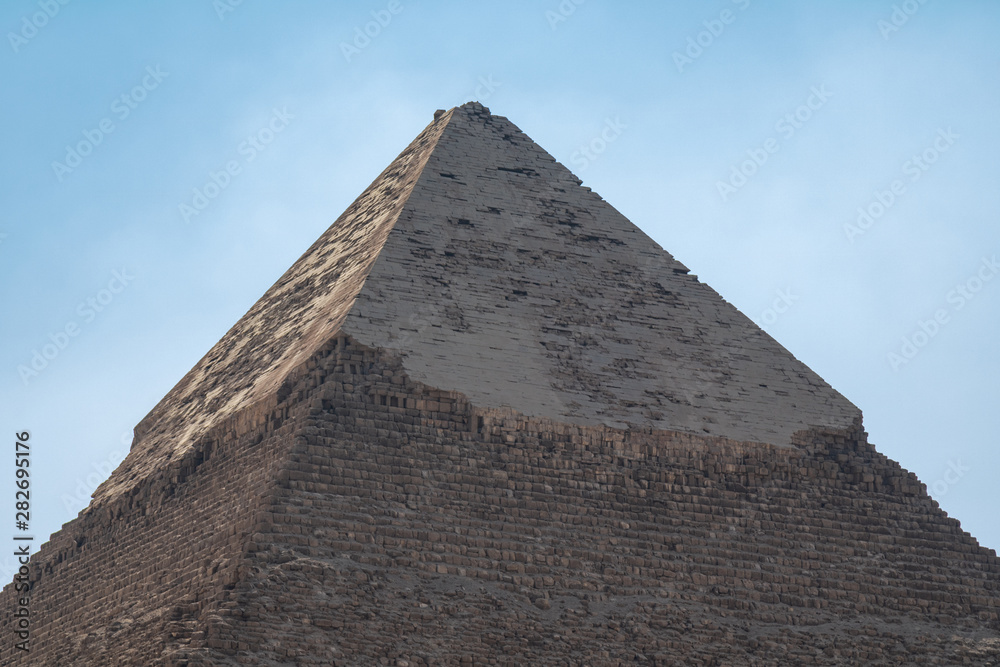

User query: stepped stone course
[2,102,997,665]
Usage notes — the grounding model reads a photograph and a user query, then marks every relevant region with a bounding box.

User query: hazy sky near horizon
[1,0,998,575]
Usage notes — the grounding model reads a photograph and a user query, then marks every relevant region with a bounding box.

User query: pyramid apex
[434,102,491,122]
[457,100,491,114]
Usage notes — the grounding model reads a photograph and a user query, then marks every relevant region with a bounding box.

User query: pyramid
[4,102,998,665]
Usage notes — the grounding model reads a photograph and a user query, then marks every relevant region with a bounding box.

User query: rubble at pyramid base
[5,335,997,665]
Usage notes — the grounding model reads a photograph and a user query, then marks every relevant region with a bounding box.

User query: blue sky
[1,0,998,573]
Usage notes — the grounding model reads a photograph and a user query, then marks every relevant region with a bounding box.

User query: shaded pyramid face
[4,103,998,665]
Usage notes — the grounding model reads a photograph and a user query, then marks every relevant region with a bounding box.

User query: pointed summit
[4,104,997,666]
